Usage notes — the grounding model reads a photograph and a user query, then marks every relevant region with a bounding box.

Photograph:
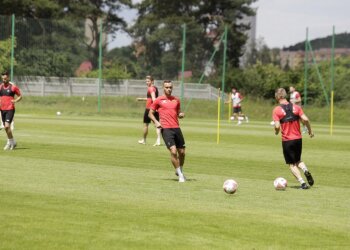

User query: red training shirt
[0,83,21,110]
[150,95,181,128]
[272,102,303,141]
[146,86,158,109]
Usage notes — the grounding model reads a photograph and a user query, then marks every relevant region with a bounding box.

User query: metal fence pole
[40,77,45,96]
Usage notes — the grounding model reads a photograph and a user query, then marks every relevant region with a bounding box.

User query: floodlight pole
[98,20,103,113]
[307,41,329,106]
[183,32,224,113]
[10,14,15,81]
[198,33,225,84]
[220,25,228,118]
[217,88,221,144]
[180,24,186,105]
[330,26,335,135]
[304,28,308,107]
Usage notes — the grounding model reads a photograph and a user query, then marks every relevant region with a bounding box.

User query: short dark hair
[163,80,173,88]
[2,71,9,76]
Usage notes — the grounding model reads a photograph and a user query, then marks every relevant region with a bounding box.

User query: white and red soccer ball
[223,179,238,194]
[274,177,288,190]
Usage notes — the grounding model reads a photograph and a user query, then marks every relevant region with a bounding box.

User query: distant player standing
[289,85,308,133]
[272,88,314,189]
[289,86,302,106]
[149,80,186,183]
[230,87,248,125]
[0,71,22,150]
[137,75,161,146]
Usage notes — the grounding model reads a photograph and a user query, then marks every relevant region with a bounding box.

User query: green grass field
[1,97,349,249]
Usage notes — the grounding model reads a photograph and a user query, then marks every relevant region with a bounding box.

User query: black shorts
[161,128,186,149]
[1,109,15,124]
[143,109,159,124]
[233,107,242,113]
[282,139,302,164]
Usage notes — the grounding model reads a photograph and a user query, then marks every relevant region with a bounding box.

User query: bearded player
[149,80,186,183]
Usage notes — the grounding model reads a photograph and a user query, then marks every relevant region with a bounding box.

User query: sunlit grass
[0,110,349,249]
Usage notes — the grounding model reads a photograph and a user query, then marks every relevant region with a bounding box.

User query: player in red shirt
[0,71,22,150]
[149,80,186,182]
[137,75,161,146]
[272,88,314,189]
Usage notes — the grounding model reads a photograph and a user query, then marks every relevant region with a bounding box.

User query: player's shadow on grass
[17,146,30,150]
[5,147,29,151]
[290,185,316,190]
[163,178,197,182]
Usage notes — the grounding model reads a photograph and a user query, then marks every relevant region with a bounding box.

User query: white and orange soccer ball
[274,177,288,190]
[223,179,238,194]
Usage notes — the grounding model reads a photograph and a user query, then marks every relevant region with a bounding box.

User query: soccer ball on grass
[273,177,287,190]
[223,179,238,194]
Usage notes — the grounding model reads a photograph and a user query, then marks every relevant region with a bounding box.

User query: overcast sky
[253,0,350,48]
[108,0,349,50]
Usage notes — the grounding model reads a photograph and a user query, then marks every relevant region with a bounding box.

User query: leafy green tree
[1,0,132,76]
[129,0,257,80]
[106,46,139,78]
[14,18,88,77]
[303,57,350,106]
[65,0,132,69]
[235,62,289,99]
[0,0,65,18]
[230,55,350,107]
[196,0,257,67]
[333,57,350,106]
[0,38,15,73]
[85,64,131,80]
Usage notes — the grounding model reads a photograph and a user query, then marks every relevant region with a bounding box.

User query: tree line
[0,0,348,106]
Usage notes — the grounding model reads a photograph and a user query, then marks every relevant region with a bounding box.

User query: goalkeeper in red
[0,71,22,150]
[149,80,186,183]
[272,88,314,189]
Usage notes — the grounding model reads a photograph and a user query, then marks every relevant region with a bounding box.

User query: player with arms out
[149,80,186,183]
[272,88,314,189]
[0,71,22,150]
[137,75,161,146]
